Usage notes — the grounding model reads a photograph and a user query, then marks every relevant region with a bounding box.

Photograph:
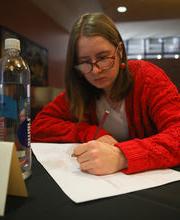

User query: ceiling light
[117,6,127,13]
[157,55,162,59]
[174,54,179,59]
[137,55,142,60]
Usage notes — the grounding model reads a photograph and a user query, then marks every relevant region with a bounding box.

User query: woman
[32,13,180,175]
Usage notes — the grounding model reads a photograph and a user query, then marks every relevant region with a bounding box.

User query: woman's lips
[94,77,107,82]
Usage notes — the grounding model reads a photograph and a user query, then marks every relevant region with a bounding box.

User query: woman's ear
[117,42,126,69]
[117,42,123,59]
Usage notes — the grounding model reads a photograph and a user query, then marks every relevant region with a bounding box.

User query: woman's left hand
[73,140,127,175]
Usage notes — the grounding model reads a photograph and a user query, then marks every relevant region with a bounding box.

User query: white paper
[32,143,180,203]
[0,142,13,216]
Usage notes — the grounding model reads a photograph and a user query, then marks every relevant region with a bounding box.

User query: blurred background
[0,0,179,118]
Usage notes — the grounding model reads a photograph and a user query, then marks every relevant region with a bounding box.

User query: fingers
[73,143,88,156]
[80,161,105,176]
[80,160,94,171]
[76,151,89,163]
[79,158,101,175]
[75,142,98,164]
[73,141,99,173]
[73,140,96,156]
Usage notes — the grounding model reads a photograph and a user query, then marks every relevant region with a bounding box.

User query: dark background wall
[149,59,180,90]
[0,0,68,88]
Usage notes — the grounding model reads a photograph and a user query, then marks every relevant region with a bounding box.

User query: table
[1,156,180,220]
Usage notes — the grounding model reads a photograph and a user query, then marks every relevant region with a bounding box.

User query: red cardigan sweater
[31,60,180,174]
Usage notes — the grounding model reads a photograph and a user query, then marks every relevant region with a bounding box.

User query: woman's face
[76,36,121,94]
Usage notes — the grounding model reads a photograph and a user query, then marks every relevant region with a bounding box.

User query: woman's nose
[91,63,101,74]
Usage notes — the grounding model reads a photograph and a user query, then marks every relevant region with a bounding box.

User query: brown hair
[65,13,133,121]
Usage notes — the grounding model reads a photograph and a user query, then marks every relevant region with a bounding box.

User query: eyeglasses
[74,45,119,74]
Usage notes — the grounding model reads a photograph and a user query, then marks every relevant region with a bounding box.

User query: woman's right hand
[73,140,127,175]
[96,135,118,145]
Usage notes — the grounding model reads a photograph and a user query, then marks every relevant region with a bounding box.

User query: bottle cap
[5,38,20,50]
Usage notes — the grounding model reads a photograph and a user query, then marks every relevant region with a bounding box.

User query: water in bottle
[0,38,31,179]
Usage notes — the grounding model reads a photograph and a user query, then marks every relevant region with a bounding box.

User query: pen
[71,109,110,157]
[93,109,110,139]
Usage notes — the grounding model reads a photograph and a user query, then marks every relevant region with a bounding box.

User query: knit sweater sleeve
[115,61,180,174]
[31,92,108,143]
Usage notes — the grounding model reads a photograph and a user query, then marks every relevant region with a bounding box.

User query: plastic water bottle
[0,38,31,179]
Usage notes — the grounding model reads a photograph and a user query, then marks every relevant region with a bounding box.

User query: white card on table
[0,142,27,216]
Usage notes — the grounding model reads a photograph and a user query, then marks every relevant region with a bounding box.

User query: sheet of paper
[32,143,180,203]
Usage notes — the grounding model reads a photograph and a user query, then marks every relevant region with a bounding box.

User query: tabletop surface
[1,155,180,220]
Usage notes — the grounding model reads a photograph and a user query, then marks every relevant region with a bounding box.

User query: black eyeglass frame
[74,44,120,74]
